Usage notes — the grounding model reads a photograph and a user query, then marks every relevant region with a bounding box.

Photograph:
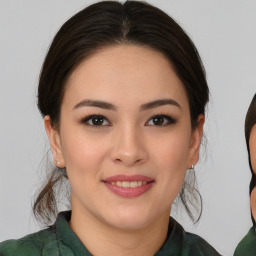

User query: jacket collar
[55,211,186,256]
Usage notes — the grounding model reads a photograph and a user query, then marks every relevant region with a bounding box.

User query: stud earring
[188,164,194,170]
[56,160,60,166]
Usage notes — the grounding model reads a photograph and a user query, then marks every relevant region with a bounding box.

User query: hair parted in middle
[35,0,209,225]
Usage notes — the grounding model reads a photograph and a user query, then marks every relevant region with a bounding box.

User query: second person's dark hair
[245,94,256,194]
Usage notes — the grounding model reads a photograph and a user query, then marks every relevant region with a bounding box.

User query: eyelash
[80,114,177,128]
[146,114,177,126]
[81,114,111,128]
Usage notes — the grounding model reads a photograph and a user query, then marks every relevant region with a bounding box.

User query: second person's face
[250,124,256,172]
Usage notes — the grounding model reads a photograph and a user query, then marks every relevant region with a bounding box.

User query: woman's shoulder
[234,226,256,256]
[184,231,221,256]
[0,227,58,256]
[164,218,222,256]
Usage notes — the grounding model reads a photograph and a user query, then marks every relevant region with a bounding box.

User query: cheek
[151,130,191,171]
[152,141,188,206]
[149,130,191,200]
[60,131,111,199]
[59,126,108,178]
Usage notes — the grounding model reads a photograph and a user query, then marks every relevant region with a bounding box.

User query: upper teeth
[110,181,147,188]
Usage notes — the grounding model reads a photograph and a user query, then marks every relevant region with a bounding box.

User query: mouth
[102,175,155,198]
[104,180,153,188]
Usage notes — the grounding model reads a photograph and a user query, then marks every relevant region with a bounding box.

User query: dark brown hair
[245,94,256,194]
[34,0,209,225]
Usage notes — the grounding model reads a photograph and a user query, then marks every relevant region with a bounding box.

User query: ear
[187,114,205,169]
[44,115,65,168]
[251,187,256,222]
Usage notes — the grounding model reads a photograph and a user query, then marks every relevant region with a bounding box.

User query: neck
[69,205,170,256]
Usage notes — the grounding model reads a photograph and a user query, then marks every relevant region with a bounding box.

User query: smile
[102,175,155,198]
[107,181,148,188]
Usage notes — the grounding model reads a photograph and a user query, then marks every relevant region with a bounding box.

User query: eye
[146,115,176,126]
[81,115,111,127]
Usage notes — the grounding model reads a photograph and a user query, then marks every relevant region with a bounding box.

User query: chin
[102,207,159,231]
[110,217,150,231]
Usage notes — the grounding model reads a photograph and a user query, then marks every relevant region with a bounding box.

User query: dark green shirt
[234,226,256,256]
[0,211,220,256]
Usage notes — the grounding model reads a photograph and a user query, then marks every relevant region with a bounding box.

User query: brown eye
[146,115,176,126]
[81,115,110,127]
[153,116,164,125]
[91,116,104,125]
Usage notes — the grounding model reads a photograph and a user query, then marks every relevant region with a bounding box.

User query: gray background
[0,1,256,255]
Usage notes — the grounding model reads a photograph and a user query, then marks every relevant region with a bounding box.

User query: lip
[102,175,155,198]
[103,174,154,183]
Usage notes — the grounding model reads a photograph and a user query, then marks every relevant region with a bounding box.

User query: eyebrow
[73,98,181,111]
[73,99,116,110]
[140,99,181,110]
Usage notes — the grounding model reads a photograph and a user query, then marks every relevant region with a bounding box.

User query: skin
[44,45,204,256]
[249,125,256,220]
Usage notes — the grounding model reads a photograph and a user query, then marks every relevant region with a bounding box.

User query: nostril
[110,144,148,166]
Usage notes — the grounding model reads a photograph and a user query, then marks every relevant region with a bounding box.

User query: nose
[110,125,148,167]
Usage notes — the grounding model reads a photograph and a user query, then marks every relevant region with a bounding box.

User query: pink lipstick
[102,175,154,198]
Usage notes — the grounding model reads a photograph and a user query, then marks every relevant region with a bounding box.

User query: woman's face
[250,124,256,172]
[45,45,204,230]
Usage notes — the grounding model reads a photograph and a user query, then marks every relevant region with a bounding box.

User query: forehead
[63,45,189,109]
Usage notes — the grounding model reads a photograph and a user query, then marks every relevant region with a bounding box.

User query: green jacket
[234,226,256,256]
[0,211,220,256]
